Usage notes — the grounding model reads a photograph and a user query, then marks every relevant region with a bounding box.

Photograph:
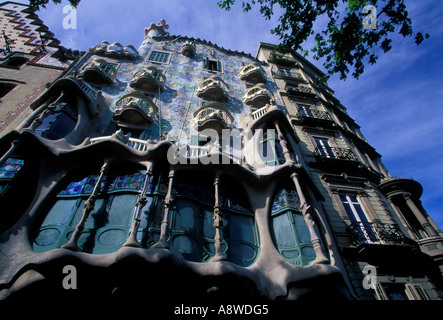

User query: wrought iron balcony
[269,52,297,66]
[346,221,413,247]
[286,84,315,98]
[314,146,358,161]
[298,108,333,122]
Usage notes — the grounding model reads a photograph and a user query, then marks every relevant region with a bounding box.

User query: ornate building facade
[0,15,442,301]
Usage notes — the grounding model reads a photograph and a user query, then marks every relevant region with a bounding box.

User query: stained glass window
[0,158,24,196]
[169,174,258,266]
[34,170,150,254]
[270,186,315,266]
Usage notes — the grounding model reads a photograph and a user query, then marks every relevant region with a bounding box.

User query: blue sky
[15,0,443,230]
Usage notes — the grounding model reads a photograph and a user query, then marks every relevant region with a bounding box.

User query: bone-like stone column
[123,162,154,248]
[274,122,293,164]
[211,173,227,262]
[290,172,329,265]
[62,160,110,251]
[152,168,175,249]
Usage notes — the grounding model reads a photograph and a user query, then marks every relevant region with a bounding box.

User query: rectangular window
[203,57,222,72]
[340,194,377,243]
[376,283,429,300]
[299,104,314,118]
[148,50,171,63]
[314,137,336,159]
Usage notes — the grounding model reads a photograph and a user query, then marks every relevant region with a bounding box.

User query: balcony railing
[196,76,229,102]
[243,84,272,107]
[298,109,333,122]
[314,146,358,161]
[188,145,242,164]
[130,66,166,92]
[286,84,315,97]
[251,105,269,121]
[90,135,149,152]
[346,221,412,246]
[239,63,266,83]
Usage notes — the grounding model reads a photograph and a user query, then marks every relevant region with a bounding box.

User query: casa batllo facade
[0,12,442,302]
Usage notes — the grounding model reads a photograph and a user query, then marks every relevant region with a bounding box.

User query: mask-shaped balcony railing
[243,84,272,108]
[193,102,234,132]
[346,221,413,247]
[130,66,166,92]
[113,91,158,129]
[79,58,117,85]
[181,40,196,57]
[239,63,266,84]
[314,146,358,161]
[196,76,229,102]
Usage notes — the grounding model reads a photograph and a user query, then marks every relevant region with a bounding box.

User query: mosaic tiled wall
[94,35,283,144]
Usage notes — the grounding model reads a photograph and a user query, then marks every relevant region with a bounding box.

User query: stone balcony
[196,76,230,102]
[243,84,272,108]
[79,58,117,85]
[113,91,158,129]
[239,63,266,84]
[192,102,234,132]
[130,66,166,92]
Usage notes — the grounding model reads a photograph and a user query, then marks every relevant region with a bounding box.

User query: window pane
[70,198,107,229]
[293,213,311,244]
[42,199,78,227]
[174,199,198,234]
[272,213,295,247]
[107,194,137,226]
[44,112,76,140]
[230,214,255,244]
[202,209,215,239]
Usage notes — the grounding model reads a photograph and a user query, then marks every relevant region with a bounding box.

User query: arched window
[270,184,316,266]
[34,168,147,254]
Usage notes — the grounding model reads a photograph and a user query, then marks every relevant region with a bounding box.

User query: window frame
[147,50,172,64]
[313,136,336,159]
[339,193,377,244]
[33,171,148,254]
[375,282,429,300]
[258,127,285,166]
[203,57,223,73]
[270,187,316,266]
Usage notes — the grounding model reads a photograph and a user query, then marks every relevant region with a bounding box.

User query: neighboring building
[0,17,442,302]
[0,1,80,137]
